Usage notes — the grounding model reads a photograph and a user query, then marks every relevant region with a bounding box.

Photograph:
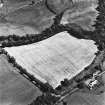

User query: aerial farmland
[0,0,55,36]
[0,23,39,36]
[0,54,42,105]
[4,31,98,88]
[0,0,105,105]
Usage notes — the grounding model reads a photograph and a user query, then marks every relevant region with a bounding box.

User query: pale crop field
[0,54,42,105]
[4,31,98,88]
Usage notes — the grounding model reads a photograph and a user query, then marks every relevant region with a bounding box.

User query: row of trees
[1,33,48,47]
[0,8,65,48]
[91,0,105,50]
[1,49,62,105]
[1,49,55,93]
[1,24,65,48]
[56,79,70,91]
[0,23,85,48]
[0,22,96,49]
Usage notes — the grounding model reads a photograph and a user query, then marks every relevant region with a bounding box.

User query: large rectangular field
[4,31,98,88]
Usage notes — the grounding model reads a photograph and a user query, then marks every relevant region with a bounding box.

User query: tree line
[1,24,65,48]
[0,49,56,93]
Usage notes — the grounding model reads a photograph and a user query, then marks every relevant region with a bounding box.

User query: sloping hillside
[0,0,55,36]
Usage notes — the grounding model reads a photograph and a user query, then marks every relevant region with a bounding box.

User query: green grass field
[0,0,54,36]
[0,54,42,105]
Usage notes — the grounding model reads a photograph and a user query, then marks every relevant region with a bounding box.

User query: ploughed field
[0,54,42,105]
[4,31,98,88]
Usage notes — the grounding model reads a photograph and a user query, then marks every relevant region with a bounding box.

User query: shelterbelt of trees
[0,49,56,94]
[0,23,105,50]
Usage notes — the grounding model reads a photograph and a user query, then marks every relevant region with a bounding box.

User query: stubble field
[4,32,98,88]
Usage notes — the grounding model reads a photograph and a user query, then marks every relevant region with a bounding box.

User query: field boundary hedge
[0,49,56,94]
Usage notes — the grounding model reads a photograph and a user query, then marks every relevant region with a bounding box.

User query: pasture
[61,0,99,31]
[4,31,98,88]
[0,0,55,36]
[0,22,39,36]
[58,71,105,105]
[0,54,42,105]
[58,91,105,105]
